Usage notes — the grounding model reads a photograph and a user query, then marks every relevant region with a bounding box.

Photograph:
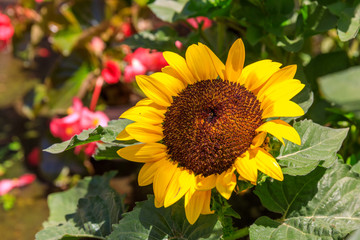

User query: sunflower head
[117,39,304,224]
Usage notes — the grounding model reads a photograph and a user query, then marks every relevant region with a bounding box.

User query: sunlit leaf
[251,161,360,239]
[35,172,125,240]
[44,119,133,154]
[107,195,222,240]
[148,0,189,23]
[277,119,348,175]
[337,5,360,41]
[318,66,360,118]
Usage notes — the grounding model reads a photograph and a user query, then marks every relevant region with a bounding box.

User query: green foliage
[0,194,16,211]
[108,195,222,240]
[251,161,360,240]
[332,3,360,41]
[277,119,348,175]
[121,26,180,52]
[318,66,360,118]
[148,0,189,23]
[44,119,132,155]
[11,0,360,239]
[211,192,241,238]
[46,50,94,112]
[52,27,83,56]
[35,172,125,240]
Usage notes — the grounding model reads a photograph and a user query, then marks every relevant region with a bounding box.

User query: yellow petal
[153,160,178,208]
[201,43,225,79]
[161,66,183,81]
[117,143,167,162]
[254,148,283,181]
[185,43,218,81]
[251,132,267,148]
[163,51,195,85]
[259,79,305,106]
[150,72,186,96]
[238,60,282,91]
[201,190,214,215]
[120,105,165,125]
[135,98,155,106]
[195,174,217,191]
[225,39,245,82]
[138,159,167,186]
[182,173,196,211]
[185,189,207,224]
[136,75,172,107]
[257,65,297,96]
[234,151,258,183]
[116,129,134,141]
[256,120,301,145]
[216,167,236,199]
[164,169,192,207]
[262,100,304,119]
[125,122,163,143]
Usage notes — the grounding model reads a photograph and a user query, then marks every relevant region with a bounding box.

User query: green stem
[223,227,249,240]
[216,19,225,56]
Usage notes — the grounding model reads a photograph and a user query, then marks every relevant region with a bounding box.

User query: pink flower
[50,98,109,156]
[186,16,212,30]
[124,48,168,82]
[90,36,105,56]
[101,60,121,84]
[0,13,14,51]
[175,40,183,50]
[0,174,36,196]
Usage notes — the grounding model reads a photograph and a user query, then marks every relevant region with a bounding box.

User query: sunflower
[117,39,304,224]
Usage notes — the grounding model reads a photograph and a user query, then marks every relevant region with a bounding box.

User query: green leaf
[337,5,360,41]
[52,27,82,56]
[107,195,222,240]
[251,161,360,239]
[301,1,338,35]
[94,144,123,160]
[246,25,263,46]
[120,26,179,52]
[46,50,93,112]
[44,119,132,154]
[277,119,348,175]
[318,66,360,118]
[36,172,125,240]
[351,161,360,175]
[148,0,189,23]
[277,35,304,52]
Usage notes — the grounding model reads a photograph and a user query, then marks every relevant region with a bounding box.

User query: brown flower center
[162,79,263,177]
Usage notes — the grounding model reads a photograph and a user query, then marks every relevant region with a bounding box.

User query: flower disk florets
[162,79,263,177]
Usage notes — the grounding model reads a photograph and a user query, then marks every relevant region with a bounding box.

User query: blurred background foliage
[1,0,360,239]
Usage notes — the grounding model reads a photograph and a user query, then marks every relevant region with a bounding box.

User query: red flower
[27,147,40,166]
[101,60,121,84]
[0,13,14,51]
[124,48,168,82]
[121,22,134,37]
[0,174,36,196]
[50,98,109,156]
[186,16,212,30]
